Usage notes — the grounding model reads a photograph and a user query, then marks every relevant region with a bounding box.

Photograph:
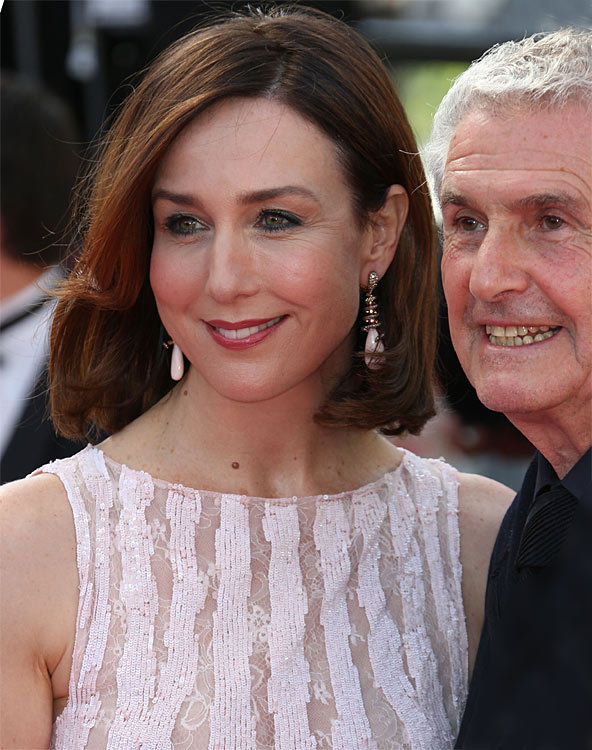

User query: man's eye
[541,215,564,231]
[456,216,485,232]
[256,210,301,232]
[165,214,204,235]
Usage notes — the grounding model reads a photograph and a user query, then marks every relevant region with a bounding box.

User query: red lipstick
[204,315,286,350]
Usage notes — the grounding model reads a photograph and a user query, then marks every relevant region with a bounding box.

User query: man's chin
[473,381,541,418]
[474,378,573,423]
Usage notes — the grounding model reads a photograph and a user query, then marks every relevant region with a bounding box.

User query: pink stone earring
[165,340,185,380]
[362,271,384,370]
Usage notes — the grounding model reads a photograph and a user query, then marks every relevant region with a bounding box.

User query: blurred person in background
[1,72,84,483]
[424,28,592,749]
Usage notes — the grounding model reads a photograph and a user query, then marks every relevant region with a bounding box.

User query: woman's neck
[103,369,401,498]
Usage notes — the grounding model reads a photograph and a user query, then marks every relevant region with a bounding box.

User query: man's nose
[468,226,530,302]
[204,230,260,304]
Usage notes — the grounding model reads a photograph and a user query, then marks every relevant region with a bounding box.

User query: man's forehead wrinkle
[446,123,592,164]
[446,150,591,170]
[443,161,591,206]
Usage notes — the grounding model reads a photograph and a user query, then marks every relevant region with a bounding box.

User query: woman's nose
[204,230,260,303]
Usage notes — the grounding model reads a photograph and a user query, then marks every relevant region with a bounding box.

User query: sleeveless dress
[37,445,468,749]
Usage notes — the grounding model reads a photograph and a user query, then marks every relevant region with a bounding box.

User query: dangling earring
[362,271,384,370]
[164,340,185,380]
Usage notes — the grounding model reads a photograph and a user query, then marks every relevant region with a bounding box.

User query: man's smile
[485,324,561,347]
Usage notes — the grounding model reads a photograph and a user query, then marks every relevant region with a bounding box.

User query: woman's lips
[205,316,286,349]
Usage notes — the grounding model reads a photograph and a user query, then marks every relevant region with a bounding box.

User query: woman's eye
[165,214,204,236]
[255,210,301,232]
[541,215,565,231]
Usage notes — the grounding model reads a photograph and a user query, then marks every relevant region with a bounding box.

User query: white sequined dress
[39,445,468,749]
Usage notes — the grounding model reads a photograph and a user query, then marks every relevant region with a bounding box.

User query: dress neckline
[88,444,408,505]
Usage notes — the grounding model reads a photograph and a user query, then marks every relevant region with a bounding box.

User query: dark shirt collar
[535,447,592,505]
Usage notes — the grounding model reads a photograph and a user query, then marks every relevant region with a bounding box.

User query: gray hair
[423,28,592,206]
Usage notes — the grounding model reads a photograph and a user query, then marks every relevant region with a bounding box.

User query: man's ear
[359,184,409,286]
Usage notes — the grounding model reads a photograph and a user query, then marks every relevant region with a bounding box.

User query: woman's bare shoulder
[457,472,515,588]
[0,470,77,614]
[0,470,71,523]
[457,472,515,547]
[0,473,78,661]
[0,472,76,574]
[456,472,515,673]
[0,473,78,746]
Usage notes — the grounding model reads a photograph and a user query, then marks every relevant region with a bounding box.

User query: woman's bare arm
[457,472,515,676]
[0,474,78,749]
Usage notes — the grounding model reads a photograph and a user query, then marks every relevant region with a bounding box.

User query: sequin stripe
[354,488,441,748]
[263,503,316,750]
[107,467,158,749]
[75,450,114,696]
[143,487,208,746]
[313,500,376,749]
[385,471,452,742]
[429,459,468,717]
[409,456,465,725]
[209,497,256,750]
[42,457,99,749]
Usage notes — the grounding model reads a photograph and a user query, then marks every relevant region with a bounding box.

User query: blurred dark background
[3,0,590,143]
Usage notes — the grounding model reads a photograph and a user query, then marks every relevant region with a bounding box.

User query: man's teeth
[485,324,559,346]
[216,316,282,340]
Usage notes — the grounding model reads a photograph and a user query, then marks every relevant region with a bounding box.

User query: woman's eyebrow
[237,185,320,205]
[151,188,197,206]
[152,185,321,207]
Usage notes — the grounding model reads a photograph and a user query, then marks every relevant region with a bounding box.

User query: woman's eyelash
[164,213,204,236]
[256,209,302,231]
[162,209,302,236]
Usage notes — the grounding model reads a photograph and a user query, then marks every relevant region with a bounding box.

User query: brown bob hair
[50,4,437,439]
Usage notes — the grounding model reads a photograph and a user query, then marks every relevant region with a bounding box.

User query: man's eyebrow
[440,189,468,208]
[516,192,586,212]
[440,189,587,213]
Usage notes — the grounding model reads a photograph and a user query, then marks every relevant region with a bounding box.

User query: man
[1,72,84,482]
[424,29,592,748]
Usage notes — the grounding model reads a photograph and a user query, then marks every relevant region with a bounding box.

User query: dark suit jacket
[1,365,85,484]
[456,451,592,749]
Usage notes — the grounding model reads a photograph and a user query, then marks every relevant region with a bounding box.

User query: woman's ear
[359,184,409,286]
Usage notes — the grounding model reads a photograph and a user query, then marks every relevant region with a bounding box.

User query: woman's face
[150,97,378,404]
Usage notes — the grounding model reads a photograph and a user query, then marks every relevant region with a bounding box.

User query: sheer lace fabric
[39,446,467,749]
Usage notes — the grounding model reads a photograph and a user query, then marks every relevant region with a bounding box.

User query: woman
[0,6,512,748]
